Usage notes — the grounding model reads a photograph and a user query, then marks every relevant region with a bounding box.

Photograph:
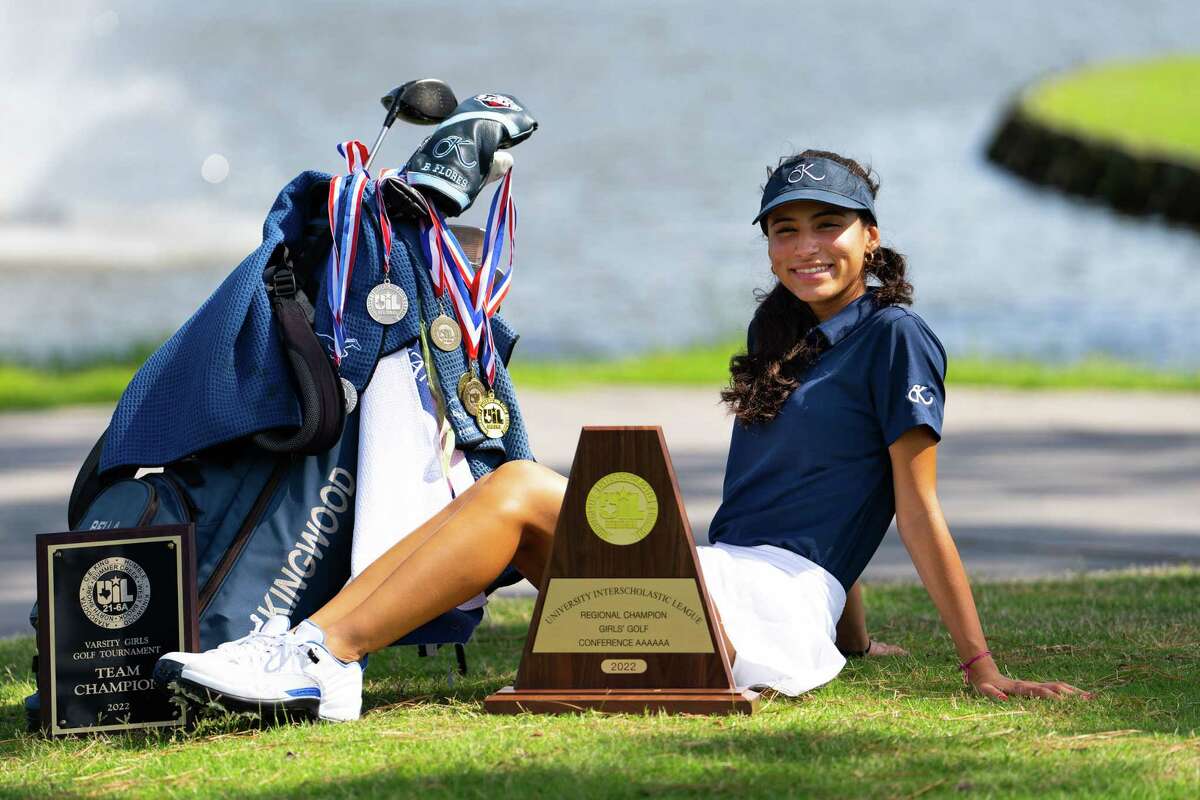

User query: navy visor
[753,156,877,226]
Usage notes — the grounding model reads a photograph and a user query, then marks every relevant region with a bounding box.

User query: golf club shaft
[363,123,391,172]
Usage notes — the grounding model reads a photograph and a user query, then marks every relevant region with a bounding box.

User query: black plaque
[36,525,198,736]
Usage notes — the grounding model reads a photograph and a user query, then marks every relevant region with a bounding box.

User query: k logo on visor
[787,162,826,184]
[432,135,478,168]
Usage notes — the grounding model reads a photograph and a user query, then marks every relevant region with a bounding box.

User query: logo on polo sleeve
[907,384,934,406]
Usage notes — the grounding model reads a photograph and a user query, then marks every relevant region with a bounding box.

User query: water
[1,0,1198,366]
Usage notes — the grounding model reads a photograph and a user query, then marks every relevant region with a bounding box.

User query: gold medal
[474,392,510,439]
[430,314,462,351]
[457,372,487,416]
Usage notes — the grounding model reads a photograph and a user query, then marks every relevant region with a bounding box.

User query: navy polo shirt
[708,291,947,590]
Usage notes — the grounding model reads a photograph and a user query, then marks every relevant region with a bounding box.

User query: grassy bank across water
[1022,54,1200,164]
[2,567,1198,798]
[1,342,1198,411]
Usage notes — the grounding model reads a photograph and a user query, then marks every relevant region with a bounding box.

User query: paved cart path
[1,387,1197,637]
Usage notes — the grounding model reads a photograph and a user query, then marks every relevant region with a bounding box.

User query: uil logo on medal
[475,395,511,439]
[79,557,151,630]
[430,314,462,351]
[586,472,659,546]
[365,282,409,325]
[458,372,487,415]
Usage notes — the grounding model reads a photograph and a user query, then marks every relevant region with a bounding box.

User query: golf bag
[34,169,532,654]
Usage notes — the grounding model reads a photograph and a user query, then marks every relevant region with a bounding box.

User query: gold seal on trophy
[584,471,659,545]
[475,393,510,439]
[457,372,487,416]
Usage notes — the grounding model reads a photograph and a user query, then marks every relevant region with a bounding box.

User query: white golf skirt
[697,542,848,696]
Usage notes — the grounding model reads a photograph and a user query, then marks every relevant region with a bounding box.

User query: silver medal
[341,377,358,415]
[366,282,409,325]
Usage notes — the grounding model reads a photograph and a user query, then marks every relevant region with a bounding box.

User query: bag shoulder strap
[253,244,346,454]
[68,427,135,530]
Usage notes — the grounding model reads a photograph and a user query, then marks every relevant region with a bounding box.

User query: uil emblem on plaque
[586,472,659,545]
[78,557,151,629]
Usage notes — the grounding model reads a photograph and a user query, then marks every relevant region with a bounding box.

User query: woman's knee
[488,460,566,523]
[492,460,562,495]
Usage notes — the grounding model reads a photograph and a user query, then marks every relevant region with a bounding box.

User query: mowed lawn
[2,568,1198,799]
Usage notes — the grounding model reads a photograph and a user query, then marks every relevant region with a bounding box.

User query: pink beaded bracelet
[958,650,992,684]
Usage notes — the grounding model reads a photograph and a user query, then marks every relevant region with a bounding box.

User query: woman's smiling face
[766,200,880,321]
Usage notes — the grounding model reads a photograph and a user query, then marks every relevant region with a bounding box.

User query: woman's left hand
[969,669,1093,701]
[866,640,908,657]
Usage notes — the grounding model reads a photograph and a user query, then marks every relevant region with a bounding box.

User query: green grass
[509,346,1200,392]
[1023,55,1200,164]
[1,341,1196,411]
[2,568,1199,798]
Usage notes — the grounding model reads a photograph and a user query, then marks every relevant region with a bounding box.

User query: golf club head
[381,79,458,126]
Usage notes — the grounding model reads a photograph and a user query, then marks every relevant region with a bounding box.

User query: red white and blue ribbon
[325,140,371,365]
[476,169,516,318]
[411,170,517,387]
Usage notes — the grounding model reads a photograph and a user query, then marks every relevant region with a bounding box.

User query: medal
[474,392,510,439]
[340,377,358,415]
[366,281,409,324]
[366,169,408,326]
[412,169,518,435]
[430,313,462,351]
[457,371,487,415]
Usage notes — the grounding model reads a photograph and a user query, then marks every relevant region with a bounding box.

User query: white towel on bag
[351,348,477,604]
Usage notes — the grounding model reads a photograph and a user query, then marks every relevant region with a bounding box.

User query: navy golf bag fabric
[72,403,485,651]
[100,174,321,474]
[70,171,533,652]
[102,170,532,479]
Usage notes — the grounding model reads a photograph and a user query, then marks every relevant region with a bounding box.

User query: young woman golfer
[159,150,1089,721]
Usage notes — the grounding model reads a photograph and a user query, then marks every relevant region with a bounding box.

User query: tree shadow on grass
[225,726,1189,800]
[3,610,1198,758]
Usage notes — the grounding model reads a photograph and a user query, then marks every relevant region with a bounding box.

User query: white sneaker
[292,638,364,722]
[154,614,291,684]
[161,618,362,723]
[278,618,362,722]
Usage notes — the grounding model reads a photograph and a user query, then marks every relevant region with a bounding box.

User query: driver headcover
[405,93,536,215]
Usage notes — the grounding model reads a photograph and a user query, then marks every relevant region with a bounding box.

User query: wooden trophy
[485,427,758,715]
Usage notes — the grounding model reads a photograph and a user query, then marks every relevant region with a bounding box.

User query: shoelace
[215,631,275,654]
[221,633,291,667]
[261,640,315,675]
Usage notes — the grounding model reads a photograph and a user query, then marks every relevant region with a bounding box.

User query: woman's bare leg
[319,460,566,662]
[309,468,508,629]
